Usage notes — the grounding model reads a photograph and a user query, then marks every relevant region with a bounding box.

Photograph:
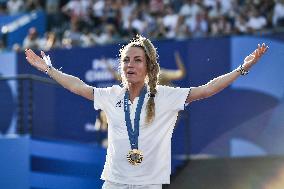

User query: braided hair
[119,35,160,124]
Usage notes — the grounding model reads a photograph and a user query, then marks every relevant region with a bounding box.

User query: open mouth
[126,71,135,76]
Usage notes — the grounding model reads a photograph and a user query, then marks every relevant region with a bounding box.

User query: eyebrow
[124,56,143,59]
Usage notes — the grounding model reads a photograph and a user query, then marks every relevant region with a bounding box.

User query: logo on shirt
[116,99,123,108]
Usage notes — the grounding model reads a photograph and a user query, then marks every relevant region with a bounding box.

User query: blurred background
[0,0,284,189]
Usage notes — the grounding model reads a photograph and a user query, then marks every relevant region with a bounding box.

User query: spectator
[186,10,208,38]
[40,31,61,51]
[218,0,234,15]
[179,0,201,18]
[26,0,43,12]
[7,0,24,15]
[62,0,91,22]
[62,19,82,48]
[120,0,136,30]
[151,15,167,39]
[96,24,119,45]
[80,28,97,47]
[12,43,22,52]
[203,0,216,10]
[45,0,64,31]
[208,0,225,19]
[175,15,190,40]
[128,7,147,35]
[102,0,120,26]
[247,7,267,32]
[4,0,278,50]
[23,27,41,49]
[130,3,157,38]
[149,0,164,14]
[273,0,284,27]
[163,4,179,38]
[92,0,105,18]
[235,14,248,34]
[210,15,232,36]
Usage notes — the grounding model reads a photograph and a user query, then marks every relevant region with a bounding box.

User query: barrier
[0,136,106,189]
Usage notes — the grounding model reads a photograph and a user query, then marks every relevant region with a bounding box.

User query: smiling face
[122,46,148,87]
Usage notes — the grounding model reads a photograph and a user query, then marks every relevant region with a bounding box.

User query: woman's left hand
[243,43,269,70]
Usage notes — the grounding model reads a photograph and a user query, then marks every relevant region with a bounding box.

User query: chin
[127,79,144,85]
[126,77,135,82]
[127,80,137,85]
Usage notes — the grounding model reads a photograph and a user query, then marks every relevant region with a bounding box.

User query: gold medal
[127,149,143,165]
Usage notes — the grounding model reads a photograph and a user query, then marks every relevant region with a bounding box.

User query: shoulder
[95,84,122,90]
[93,85,125,97]
[155,85,191,111]
[156,85,173,91]
[109,85,124,93]
[156,85,184,93]
[156,85,190,99]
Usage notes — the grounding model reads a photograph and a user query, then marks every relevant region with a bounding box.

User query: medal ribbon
[124,86,147,150]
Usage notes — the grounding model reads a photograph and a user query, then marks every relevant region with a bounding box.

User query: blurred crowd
[1,0,284,51]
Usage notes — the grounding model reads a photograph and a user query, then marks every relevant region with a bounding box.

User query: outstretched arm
[186,43,269,103]
[25,49,94,101]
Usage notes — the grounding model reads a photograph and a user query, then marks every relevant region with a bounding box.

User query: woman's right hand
[25,49,48,72]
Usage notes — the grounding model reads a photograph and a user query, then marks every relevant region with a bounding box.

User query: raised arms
[186,43,269,103]
[25,49,94,101]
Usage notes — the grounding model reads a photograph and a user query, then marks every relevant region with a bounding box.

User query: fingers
[259,43,265,53]
[259,43,269,53]
[258,44,261,52]
[25,49,45,66]
[262,43,269,53]
[255,43,269,58]
[25,49,38,62]
[25,49,36,64]
[247,43,269,65]
[41,50,46,58]
[256,48,261,58]
[25,56,34,65]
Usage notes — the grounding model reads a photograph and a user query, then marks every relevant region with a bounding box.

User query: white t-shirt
[93,85,190,185]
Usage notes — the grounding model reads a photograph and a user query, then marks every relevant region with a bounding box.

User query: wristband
[45,65,52,74]
[237,64,249,75]
[42,54,53,75]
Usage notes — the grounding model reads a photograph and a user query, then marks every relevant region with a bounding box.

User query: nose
[126,60,134,67]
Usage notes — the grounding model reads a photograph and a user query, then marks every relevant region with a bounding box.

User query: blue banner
[17,35,284,157]
[0,51,17,135]
[1,11,46,48]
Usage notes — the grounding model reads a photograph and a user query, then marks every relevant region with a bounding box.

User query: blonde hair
[119,35,160,124]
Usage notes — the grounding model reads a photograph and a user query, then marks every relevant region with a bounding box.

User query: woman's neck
[128,83,145,103]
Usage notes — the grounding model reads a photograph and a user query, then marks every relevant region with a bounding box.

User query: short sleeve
[159,86,191,111]
[93,85,122,110]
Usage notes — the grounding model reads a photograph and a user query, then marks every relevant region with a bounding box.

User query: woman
[25,35,268,189]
